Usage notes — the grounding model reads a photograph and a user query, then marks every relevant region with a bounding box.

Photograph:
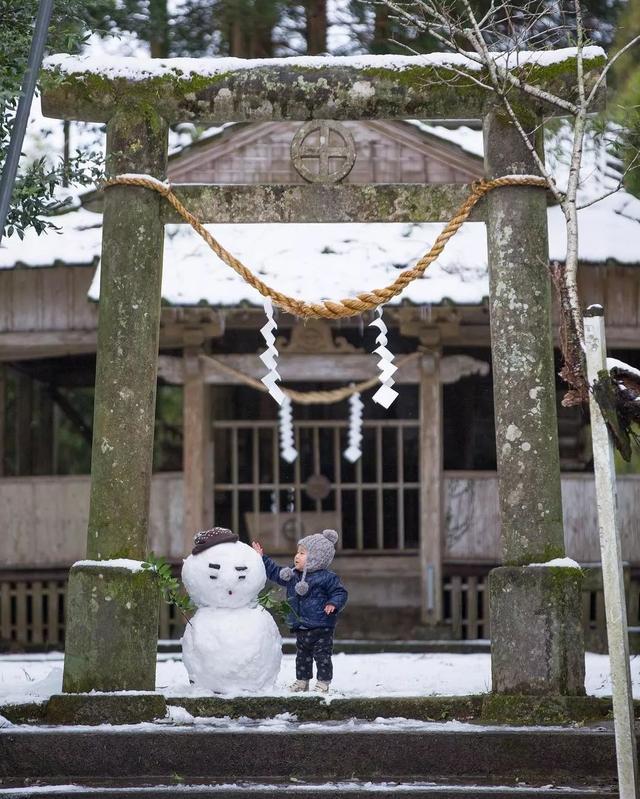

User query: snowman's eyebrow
[235,566,248,571]
[209,563,220,569]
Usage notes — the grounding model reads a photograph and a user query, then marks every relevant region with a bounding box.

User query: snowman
[181,527,282,693]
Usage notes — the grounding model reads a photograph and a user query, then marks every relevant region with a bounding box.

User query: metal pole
[0,0,55,245]
[583,304,638,799]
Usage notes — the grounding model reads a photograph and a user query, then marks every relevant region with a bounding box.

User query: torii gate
[41,51,604,698]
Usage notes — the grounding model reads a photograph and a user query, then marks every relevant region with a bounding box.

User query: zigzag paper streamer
[343,390,364,463]
[259,297,286,405]
[278,395,298,463]
[369,306,399,409]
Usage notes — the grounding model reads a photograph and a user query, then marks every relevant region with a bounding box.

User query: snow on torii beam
[41,49,605,124]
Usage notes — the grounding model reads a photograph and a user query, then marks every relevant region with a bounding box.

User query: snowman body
[181,540,282,693]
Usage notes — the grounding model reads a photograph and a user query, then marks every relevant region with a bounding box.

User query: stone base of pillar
[490,565,585,696]
[62,562,159,693]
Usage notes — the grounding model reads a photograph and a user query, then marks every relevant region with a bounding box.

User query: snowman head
[182,528,266,609]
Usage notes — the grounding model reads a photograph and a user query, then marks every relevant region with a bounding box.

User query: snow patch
[607,358,640,381]
[42,47,606,82]
[72,558,147,572]
[1,651,638,707]
[528,557,582,569]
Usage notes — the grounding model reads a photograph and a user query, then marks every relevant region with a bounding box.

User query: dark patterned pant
[295,628,334,682]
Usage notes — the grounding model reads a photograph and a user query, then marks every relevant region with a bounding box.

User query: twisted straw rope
[201,352,419,405]
[104,173,548,320]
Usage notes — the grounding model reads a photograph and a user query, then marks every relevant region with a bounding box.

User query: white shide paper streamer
[278,395,298,463]
[259,297,286,405]
[343,390,364,463]
[369,306,399,409]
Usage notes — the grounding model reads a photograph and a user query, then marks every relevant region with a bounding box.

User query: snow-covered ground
[0,651,638,708]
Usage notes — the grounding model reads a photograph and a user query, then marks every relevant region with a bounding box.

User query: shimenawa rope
[103,173,548,320]
[200,351,419,405]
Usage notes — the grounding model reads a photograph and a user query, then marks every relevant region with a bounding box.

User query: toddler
[252,529,347,693]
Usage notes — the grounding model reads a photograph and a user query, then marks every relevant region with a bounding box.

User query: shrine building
[1,118,639,647]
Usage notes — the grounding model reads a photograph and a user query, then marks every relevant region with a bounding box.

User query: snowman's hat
[192,527,239,555]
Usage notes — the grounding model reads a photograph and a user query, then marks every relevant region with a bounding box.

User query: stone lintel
[490,565,585,696]
[40,54,605,123]
[160,183,486,225]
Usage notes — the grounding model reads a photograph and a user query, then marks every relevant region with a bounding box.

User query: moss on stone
[170,694,483,723]
[62,565,160,693]
[482,693,613,725]
[40,54,605,124]
[4,692,635,727]
[0,701,47,725]
[46,693,166,725]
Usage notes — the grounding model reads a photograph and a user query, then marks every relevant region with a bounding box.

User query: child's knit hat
[279,529,339,596]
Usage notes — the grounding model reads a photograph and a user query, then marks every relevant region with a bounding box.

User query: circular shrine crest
[291,120,356,184]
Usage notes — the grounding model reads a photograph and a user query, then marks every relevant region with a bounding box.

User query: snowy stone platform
[0,651,638,728]
[0,653,632,798]
[1,651,638,707]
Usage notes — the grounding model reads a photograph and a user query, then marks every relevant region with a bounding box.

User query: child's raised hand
[251,541,264,556]
[324,604,336,614]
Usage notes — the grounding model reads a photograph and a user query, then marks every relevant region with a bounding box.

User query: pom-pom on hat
[192,527,239,555]
[284,529,339,596]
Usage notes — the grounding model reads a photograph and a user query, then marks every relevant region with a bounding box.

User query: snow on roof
[1,185,638,309]
[405,121,484,158]
[43,46,605,81]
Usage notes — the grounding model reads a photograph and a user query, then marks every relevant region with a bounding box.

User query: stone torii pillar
[62,112,168,692]
[483,109,585,697]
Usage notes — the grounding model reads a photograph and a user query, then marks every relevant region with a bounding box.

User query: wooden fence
[2,566,637,651]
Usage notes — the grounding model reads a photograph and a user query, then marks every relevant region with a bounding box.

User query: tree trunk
[305,0,327,55]
[149,0,170,58]
[373,4,390,53]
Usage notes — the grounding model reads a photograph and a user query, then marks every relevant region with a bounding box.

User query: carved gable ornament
[291,121,356,184]
[276,319,362,354]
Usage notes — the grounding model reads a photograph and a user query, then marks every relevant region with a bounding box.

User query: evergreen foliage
[142,552,296,624]
[610,0,640,197]
[0,0,105,239]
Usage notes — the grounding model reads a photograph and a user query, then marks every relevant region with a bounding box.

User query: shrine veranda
[18,49,609,705]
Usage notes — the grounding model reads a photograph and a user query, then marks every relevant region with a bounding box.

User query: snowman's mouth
[228,590,233,595]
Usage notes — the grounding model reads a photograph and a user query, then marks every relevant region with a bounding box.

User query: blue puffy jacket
[262,555,348,631]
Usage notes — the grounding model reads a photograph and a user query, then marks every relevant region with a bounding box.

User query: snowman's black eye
[209,563,220,569]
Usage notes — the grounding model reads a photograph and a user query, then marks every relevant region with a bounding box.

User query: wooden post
[15,372,33,476]
[0,365,5,477]
[183,348,213,552]
[62,110,168,693]
[34,384,53,475]
[584,306,638,799]
[419,350,443,624]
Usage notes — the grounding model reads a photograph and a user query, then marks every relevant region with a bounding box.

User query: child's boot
[289,679,309,692]
[314,680,330,693]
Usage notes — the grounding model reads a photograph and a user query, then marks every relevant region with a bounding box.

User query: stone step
[0,778,618,798]
[0,726,622,785]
